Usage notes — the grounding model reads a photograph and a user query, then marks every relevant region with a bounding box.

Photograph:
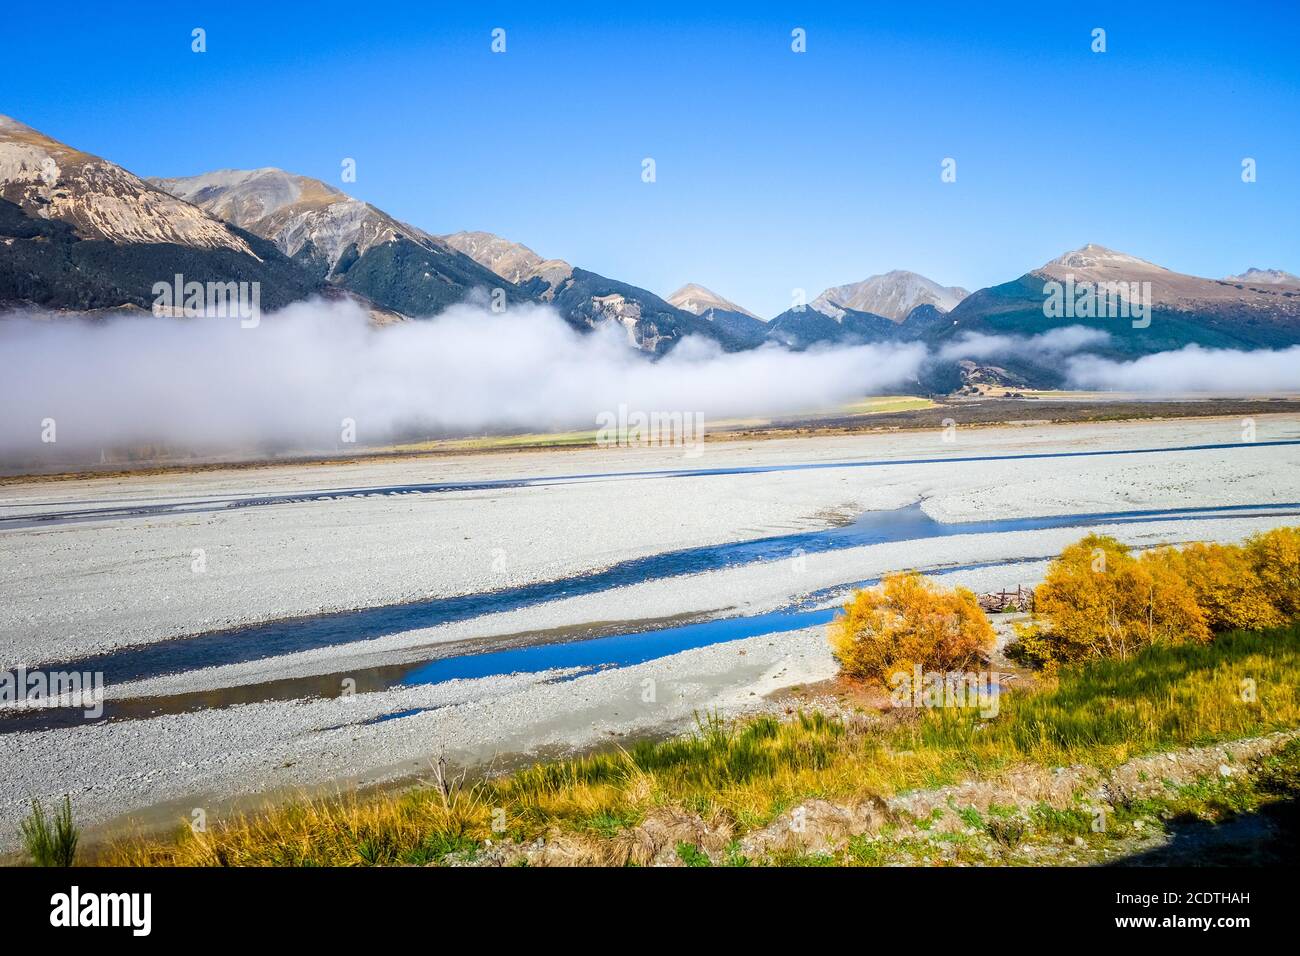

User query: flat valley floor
[2,414,1299,851]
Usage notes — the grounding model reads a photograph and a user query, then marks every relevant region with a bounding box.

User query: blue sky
[6,0,1299,316]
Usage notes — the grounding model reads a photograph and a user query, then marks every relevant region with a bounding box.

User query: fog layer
[0,299,927,453]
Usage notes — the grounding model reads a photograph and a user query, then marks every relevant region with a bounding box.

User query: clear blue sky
[6,0,1299,316]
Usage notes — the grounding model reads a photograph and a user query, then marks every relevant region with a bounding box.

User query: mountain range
[0,115,316,314]
[3,114,1299,390]
[933,245,1300,388]
[151,168,523,320]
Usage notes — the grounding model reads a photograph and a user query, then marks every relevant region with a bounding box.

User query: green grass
[912,625,1300,761]
[102,622,1300,867]
[823,738,1300,867]
[675,842,712,867]
[20,796,79,867]
[838,396,937,416]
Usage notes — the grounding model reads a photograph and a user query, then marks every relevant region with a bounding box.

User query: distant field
[389,430,600,453]
[5,394,1298,481]
[836,396,937,415]
[336,396,938,455]
[749,396,1300,438]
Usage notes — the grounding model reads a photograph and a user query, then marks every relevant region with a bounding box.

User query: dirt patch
[738,730,1300,864]
[465,730,1300,866]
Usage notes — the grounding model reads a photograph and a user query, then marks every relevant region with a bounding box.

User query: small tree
[1147,542,1284,633]
[1246,526,1300,620]
[829,571,995,682]
[1013,534,1208,666]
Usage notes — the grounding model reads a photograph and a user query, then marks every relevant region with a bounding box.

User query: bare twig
[431,754,466,811]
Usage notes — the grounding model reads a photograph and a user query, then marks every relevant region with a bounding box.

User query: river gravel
[1,415,1298,850]
[2,415,1296,663]
[1,625,839,850]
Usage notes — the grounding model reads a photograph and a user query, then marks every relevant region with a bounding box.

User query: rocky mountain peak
[1223,267,1300,287]
[666,283,758,319]
[0,115,258,256]
[440,230,573,289]
[811,270,969,323]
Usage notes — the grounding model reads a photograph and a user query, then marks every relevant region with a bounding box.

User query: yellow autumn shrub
[1246,526,1300,619]
[1146,541,1284,633]
[1013,533,1209,666]
[829,571,996,682]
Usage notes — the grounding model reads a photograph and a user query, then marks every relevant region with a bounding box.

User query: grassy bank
[828,736,1300,866]
[97,622,1300,866]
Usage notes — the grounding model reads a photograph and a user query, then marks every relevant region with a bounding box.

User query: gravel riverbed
[1,415,1297,850]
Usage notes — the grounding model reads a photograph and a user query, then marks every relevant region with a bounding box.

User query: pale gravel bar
[1,415,1298,850]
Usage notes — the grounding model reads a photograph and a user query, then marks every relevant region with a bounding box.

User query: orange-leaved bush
[1246,526,1300,620]
[1145,541,1284,633]
[829,571,995,682]
[1012,533,1209,666]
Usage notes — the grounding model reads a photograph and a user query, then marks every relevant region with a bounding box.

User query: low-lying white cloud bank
[2,300,1297,458]
[937,325,1111,361]
[0,298,927,454]
[1065,343,1300,394]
